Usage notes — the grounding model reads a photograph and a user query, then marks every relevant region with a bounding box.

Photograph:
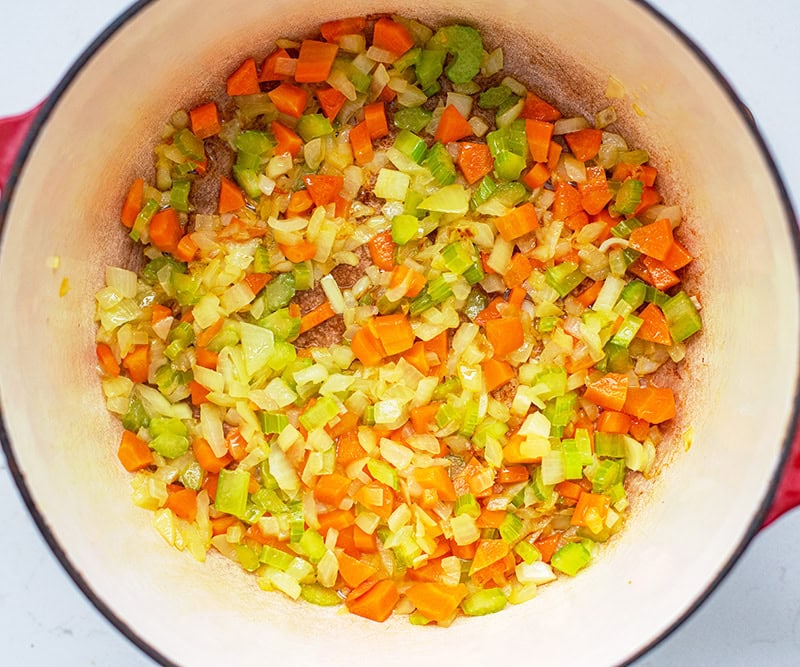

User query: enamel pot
[1,1,798,665]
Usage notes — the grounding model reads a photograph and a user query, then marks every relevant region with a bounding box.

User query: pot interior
[1,0,797,664]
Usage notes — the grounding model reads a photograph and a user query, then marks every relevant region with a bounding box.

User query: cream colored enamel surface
[1,0,797,665]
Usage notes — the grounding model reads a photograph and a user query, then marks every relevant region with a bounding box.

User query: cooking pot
[1,1,799,665]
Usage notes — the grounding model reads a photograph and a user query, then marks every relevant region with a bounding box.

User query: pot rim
[0,1,798,665]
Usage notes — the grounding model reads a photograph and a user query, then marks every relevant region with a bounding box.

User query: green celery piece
[471,174,497,209]
[391,213,419,245]
[615,280,647,315]
[263,272,296,311]
[428,25,484,84]
[611,216,642,239]
[592,459,622,492]
[662,291,702,342]
[393,107,433,134]
[427,275,454,304]
[610,313,643,348]
[205,322,240,353]
[141,255,186,286]
[535,366,567,400]
[296,114,334,142]
[418,184,469,215]
[301,584,341,606]
[409,611,434,626]
[422,81,441,98]
[260,545,294,570]
[367,459,398,490]
[173,272,202,306]
[149,432,189,458]
[130,199,159,242]
[259,411,289,435]
[620,149,649,165]
[347,63,371,93]
[545,262,585,297]
[551,542,591,576]
[235,130,274,156]
[499,512,523,543]
[409,291,434,316]
[603,342,632,373]
[433,376,461,400]
[479,85,515,109]
[259,308,301,341]
[393,130,427,163]
[392,47,421,74]
[491,182,527,207]
[252,487,285,513]
[233,165,261,199]
[613,179,643,215]
[423,142,456,186]
[253,245,271,274]
[267,340,296,372]
[180,461,203,491]
[154,363,188,394]
[464,290,489,321]
[415,49,446,89]
[514,541,541,564]
[404,189,425,218]
[173,128,205,161]
[442,241,474,275]
[493,150,526,181]
[298,529,326,564]
[594,432,626,458]
[121,397,150,431]
[169,180,191,213]
[287,502,306,543]
[459,400,480,437]
[235,152,261,171]
[644,285,670,307]
[435,403,458,429]
[299,396,340,431]
[472,417,509,448]
[463,261,485,285]
[292,260,314,290]
[461,589,507,616]
[561,439,583,479]
[454,493,481,518]
[537,315,558,334]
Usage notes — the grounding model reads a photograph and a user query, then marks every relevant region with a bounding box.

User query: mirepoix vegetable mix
[95,14,702,624]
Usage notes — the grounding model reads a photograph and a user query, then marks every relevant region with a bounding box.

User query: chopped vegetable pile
[95,14,702,625]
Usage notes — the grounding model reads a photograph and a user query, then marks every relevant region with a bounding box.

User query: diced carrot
[150,304,172,326]
[367,230,395,270]
[434,104,473,144]
[628,218,674,261]
[503,252,533,289]
[596,410,632,434]
[407,559,445,583]
[338,551,379,588]
[410,403,442,434]
[564,128,602,161]
[299,301,337,334]
[612,162,658,187]
[336,430,367,464]
[522,162,550,190]
[502,433,540,465]
[623,386,676,424]
[317,508,356,533]
[243,272,272,296]
[211,513,241,535]
[373,313,415,355]
[327,411,359,439]
[149,208,183,253]
[662,239,693,271]
[456,142,494,185]
[294,39,339,83]
[493,202,539,241]
[547,140,563,171]
[473,296,503,326]
[554,480,583,502]
[316,86,347,121]
[121,178,144,228]
[122,345,149,383]
[525,119,554,163]
[498,465,530,484]
[485,317,524,357]
[575,279,604,308]
[482,357,515,392]
[314,473,352,507]
[534,532,562,563]
[425,331,449,366]
[629,416,651,442]
[578,165,613,215]
[189,102,221,139]
[406,583,468,623]
[174,234,198,262]
[353,525,378,553]
[189,380,210,405]
[634,186,661,216]
[553,181,583,220]
[584,372,629,411]
[354,481,394,520]
[195,347,218,370]
[350,120,374,165]
[372,17,414,55]
[227,58,260,96]
[565,210,589,232]
[271,121,303,157]
[267,82,308,118]
[389,264,426,298]
[320,16,366,43]
[520,91,562,122]
[507,286,527,314]
[402,340,430,375]
[279,240,317,263]
[225,428,248,461]
[95,343,120,377]
[219,176,245,214]
[642,255,680,290]
[570,491,610,527]
[334,195,352,219]
[351,326,385,367]
[364,102,390,140]
[258,48,291,82]
[196,318,223,348]
[636,302,672,345]
[118,430,154,472]
[346,578,400,622]
[287,190,315,219]
[165,487,198,522]
[413,466,456,502]
[450,540,477,560]
[469,539,509,575]
[303,174,344,206]
[476,509,507,529]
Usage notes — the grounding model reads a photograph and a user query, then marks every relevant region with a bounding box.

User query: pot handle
[0,103,43,197]
[763,430,800,526]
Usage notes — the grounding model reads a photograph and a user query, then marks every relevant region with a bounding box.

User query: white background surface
[1,1,799,665]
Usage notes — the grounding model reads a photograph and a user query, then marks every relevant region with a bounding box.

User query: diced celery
[442,241,474,275]
[491,182,527,207]
[287,502,305,543]
[610,313,643,348]
[613,179,643,215]
[418,184,469,215]
[479,85,515,109]
[235,130,274,156]
[561,439,584,479]
[259,308,301,341]
[415,49,446,89]
[233,166,261,199]
[429,25,484,84]
[592,459,622,493]
[644,285,670,307]
[394,107,433,133]
[551,542,591,576]
[263,272,296,311]
[545,262,585,298]
[493,151,526,181]
[215,469,250,518]
[393,130,428,163]
[461,588,507,616]
[298,529,327,564]
[299,395,340,431]
[499,512,523,543]
[367,459,399,489]
[610,217,642,239]
[471,174,497,209]
[130,199,159,242]
[149,431,190,458]
[296,114,334,142]
[236,545,261,572]
[253,245,271,274]
[534,366,567,400]
[514,540,541,564]
[537,316,558,334]
[141,255,186,286]
[392,47,421,74]
[169,179,191,213]
[260,411,289,434]
[459,399,480,437]
[435,402,458,428]
[374,168,411,201]
[300,584,341,606]
[463,261,485,285]
[663,291,702,342]
[594,432,626,458]
[122,398,150,431]
[620,149,649,165]
[260,545,295,570]
[391,214,420,245]
[615,280,647,315]
[173,128,205,161]
[423,142,456,187]
[454,493,481,518]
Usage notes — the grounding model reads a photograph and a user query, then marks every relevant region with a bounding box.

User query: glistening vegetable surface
[94,14,701,625]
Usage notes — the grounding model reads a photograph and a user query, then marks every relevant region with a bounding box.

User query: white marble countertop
[2,1,799,665]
